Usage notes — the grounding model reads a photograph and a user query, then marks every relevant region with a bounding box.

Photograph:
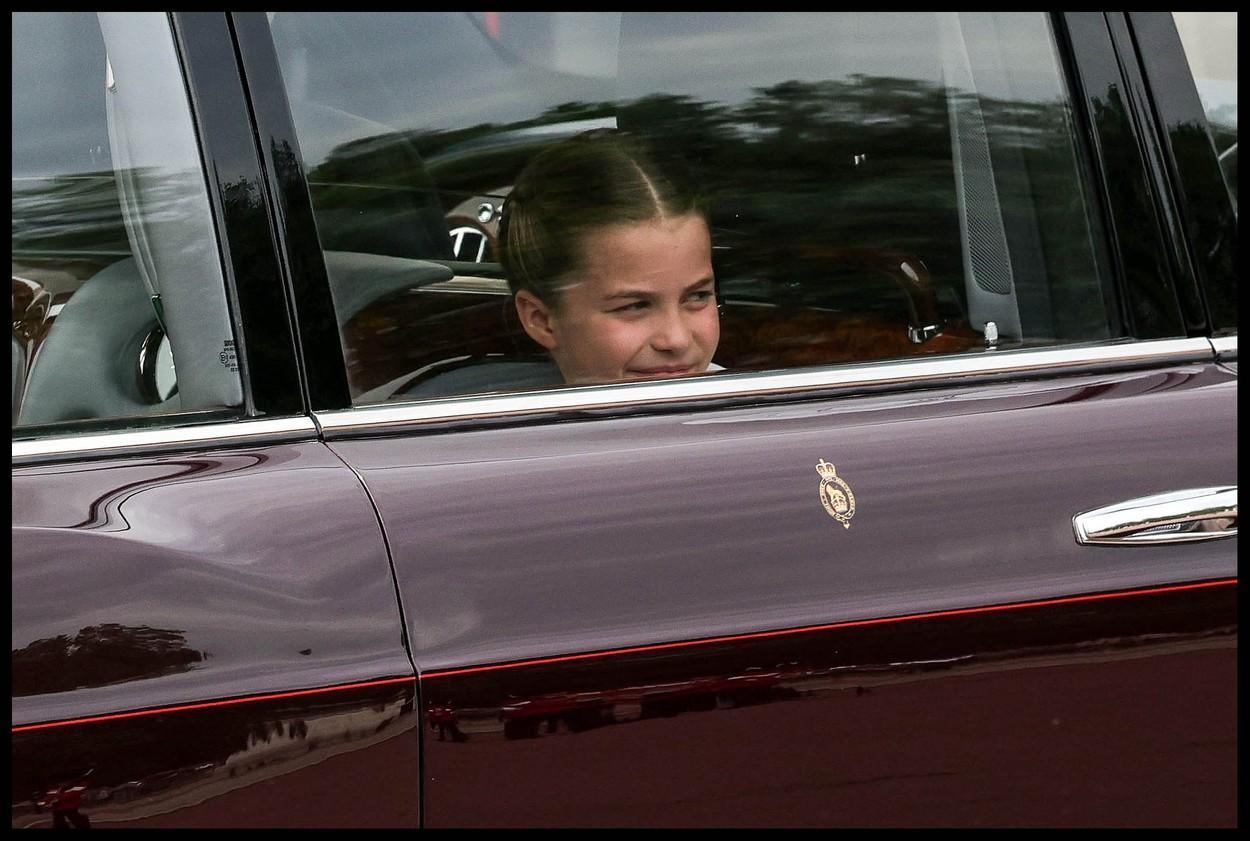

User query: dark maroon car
[11,12,1236,828]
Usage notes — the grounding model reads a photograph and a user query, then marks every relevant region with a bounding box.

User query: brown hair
[498,129,703,305]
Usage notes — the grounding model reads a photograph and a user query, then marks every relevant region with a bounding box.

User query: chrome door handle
[1073,487,1237,546]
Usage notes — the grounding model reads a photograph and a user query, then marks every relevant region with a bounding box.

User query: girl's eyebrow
[603,277,714,301]
[604,289,655,301]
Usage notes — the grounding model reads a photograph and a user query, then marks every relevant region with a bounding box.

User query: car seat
[18,13,242,426]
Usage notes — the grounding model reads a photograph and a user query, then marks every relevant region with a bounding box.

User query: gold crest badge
[816,459,856,529]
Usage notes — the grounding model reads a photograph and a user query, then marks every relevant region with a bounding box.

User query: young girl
[499,130,721,385]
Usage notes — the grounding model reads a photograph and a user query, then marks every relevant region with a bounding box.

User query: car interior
[12,12,1119,426]
[270,12,998,403]
[12,13,242,429]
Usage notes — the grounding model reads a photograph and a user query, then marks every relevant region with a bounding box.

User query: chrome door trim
[316,337,1214,437]
[419,276,510,296]
[1074,487,1238,546]
[12,416,318,466]
[1210,335,1237,360]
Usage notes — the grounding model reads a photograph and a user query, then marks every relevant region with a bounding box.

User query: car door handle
[1073,487,1237,546]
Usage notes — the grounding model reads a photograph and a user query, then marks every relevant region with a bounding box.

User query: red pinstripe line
[12,579,1236,731]
[422,578,1238,679]
[12,676,415,734]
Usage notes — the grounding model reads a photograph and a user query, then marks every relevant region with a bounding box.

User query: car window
[268,12,1121,405]
[1170,12,1237,213]
[11,12,243,432]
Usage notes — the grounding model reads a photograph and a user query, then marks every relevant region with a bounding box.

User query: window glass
[11,12,243,431]
[269,12,1117,405]
[1171,12,1237,212]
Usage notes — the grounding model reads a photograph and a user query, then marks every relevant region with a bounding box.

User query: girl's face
[515,214,720,385]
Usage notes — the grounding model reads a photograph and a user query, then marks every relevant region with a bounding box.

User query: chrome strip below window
[1210,335,1237,359]
[317,338,1214,436]
[420,276,509,296]
[12,416,318,465]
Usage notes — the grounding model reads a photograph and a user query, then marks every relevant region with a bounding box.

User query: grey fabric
[17,258,180,426]
[322,251,454,326]
[954,13,1052,340]
[939,13,1024,341]
[397,361,725,399]
[355,358,727,403]
[98,12,244,412]
[297,103,455,261]
[401,360,564,399]
[268,14,456,262]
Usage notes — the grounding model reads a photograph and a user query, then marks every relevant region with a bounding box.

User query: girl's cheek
[616,325,653,356]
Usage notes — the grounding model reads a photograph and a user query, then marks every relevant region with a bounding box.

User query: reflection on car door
[326,355,1235,826]
[11,440,421,827]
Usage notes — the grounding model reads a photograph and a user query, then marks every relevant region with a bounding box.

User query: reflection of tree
[641,77,965,295]
[305,131,452,258]
[1167,119,1236,321]
[11,170,128,258]
[221,175,261,213]
[1089,93,1179,338]
[12,623,206,696]
[11,166,225,282]
[303,74,1104,330]
[10,75,1117,340]
[1205,107,1236,148]
[11,685,412,821]
[243,718,308,746]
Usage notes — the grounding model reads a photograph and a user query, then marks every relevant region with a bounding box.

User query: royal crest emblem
[816,459,856,529]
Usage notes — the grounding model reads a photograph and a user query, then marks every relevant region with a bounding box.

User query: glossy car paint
[171,12,304,418]
[11,11,1237,829]
[222,11,352,412]
[326,361,1237,825]
[11,441,419,825]
[420,582,1234,827]
[12,680,419,829]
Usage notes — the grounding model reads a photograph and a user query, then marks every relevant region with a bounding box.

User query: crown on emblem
[815,459,837,480]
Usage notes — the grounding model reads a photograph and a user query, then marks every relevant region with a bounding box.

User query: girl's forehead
[578,216,710,271]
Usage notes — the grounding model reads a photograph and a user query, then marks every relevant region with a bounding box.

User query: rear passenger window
[268,12,1121,404]
[11,12,242,432]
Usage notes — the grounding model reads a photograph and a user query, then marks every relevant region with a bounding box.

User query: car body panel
[11,680,419,829]
[419,582,1234,827]
[10,10,1237,829]
[327,360,1236,825]
[11,440,419,825]
[331,363,1235,670]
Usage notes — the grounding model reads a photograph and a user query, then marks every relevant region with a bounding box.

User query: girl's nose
[650,308,693,353]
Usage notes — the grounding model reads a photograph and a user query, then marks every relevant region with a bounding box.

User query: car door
[244,11,1236,827]
[10,13,419,828]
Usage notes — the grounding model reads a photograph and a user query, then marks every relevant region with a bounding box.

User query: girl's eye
[611,301,648,313]
[686,290,714,305]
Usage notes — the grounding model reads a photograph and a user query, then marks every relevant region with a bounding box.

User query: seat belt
[938,12,1023,342]
[105,53,165,333]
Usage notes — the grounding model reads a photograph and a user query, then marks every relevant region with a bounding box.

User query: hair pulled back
[499,129,702,305]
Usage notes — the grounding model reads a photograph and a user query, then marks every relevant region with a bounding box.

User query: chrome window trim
[1210,335,1237,359]
[12,416,318,466]
[421,276,510,296]
[316,338,1214,437]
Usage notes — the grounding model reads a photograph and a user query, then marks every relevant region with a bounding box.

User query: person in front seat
[499,129,721,385]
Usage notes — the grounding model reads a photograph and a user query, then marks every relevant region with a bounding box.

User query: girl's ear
[514,290,559,351]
